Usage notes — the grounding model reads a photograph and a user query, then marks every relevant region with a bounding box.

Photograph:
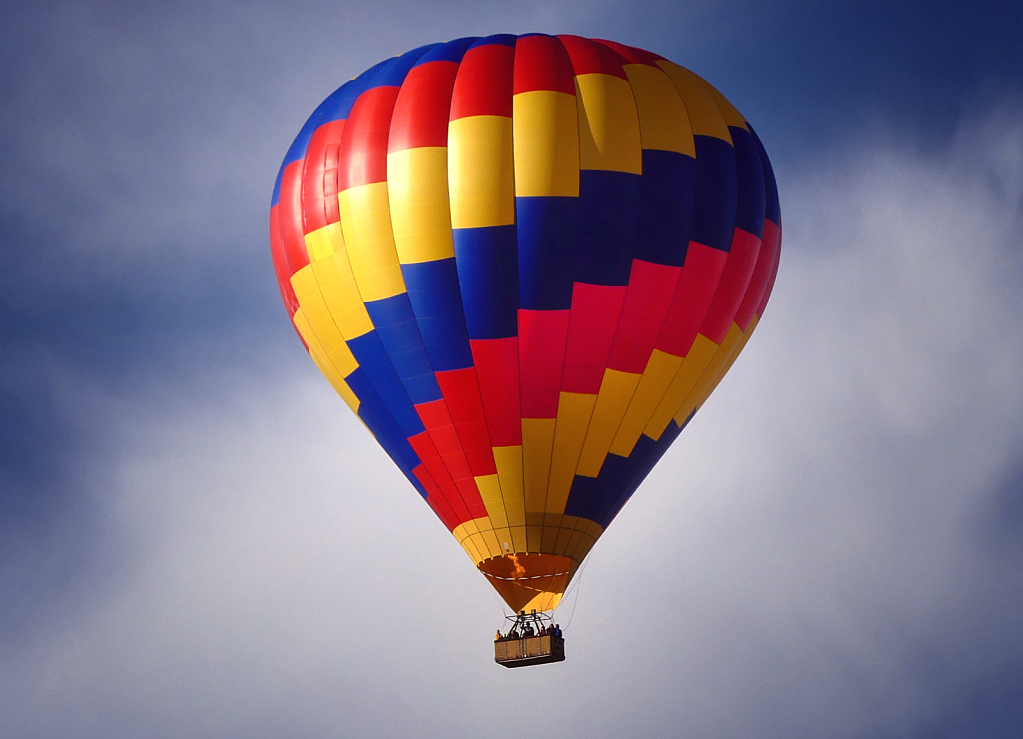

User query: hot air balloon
[269,34,780,665]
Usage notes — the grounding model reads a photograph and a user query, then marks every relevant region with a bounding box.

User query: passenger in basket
[495,629,502,641]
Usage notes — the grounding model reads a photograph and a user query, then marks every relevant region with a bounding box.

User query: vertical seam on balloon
[672,96,763,423]
[574,43,691,482]
[446,39,522,542]
[610,62,730,447]
[676,118,774,421]
[656,90,755,431]
[397,40,514,545]
[373,52,486,524]
[530,33,579,566]
[294,77,438,504]
[333,56,478,523]
[545,36,641,541]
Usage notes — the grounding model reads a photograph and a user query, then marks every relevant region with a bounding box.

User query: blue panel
[414,37,478,66]
[748,125,780,227]
[271,165,284,207]
[278,75,372,180]
[401,259,474,372]
[574,170,642,286]
[329,59,393,122]
[452,225,519,339]
[635,150,695,267]
[515,196,578,310]
[364,294,443,405]
[347,331,425,438]
[469,34,517,49]
[730,127,766,240]
[347,367,428,499]
[367,44,436,89]
[689,135,738,252]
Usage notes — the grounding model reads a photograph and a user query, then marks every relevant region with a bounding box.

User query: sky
[1,1,1022,737]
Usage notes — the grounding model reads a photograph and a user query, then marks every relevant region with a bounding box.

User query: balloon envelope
[270,34,781,613]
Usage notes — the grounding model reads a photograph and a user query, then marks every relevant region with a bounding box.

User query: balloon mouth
[478,553,577,613]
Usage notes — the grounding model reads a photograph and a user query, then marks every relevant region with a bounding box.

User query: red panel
[337,85,400,192]
[417,463,459,531]
[278,159,310,275]
[513,35,576,95]
[607,260,682,374]
[269,205,299,319]
[470,338,521,446]
[449,43,514,120]
[734,219,780,331]
[416,399,487,516]
[408,431,472,524]
[561,284,628,394]
[593,39,663,67]
[389,60,459,152]
[557,35,629,80]
[301,119,345,232]
[517,309,571,418]
[655,242,728,357]
[436,368,498,476]
[756,220,782,317]
[700,228,761,343]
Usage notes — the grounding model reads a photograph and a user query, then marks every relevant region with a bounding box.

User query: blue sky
[2,1,1022,737]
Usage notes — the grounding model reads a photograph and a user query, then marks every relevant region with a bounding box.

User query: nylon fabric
[269,35,781,613]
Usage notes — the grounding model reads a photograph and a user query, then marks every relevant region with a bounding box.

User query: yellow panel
[513,90,580,197]
[540,524,563,554]
[692,77,748,130]
[336,181,406,302]
[520,591,563,613]
[447,115,514,229]
[577,369,642,476]
[621,64,695,156]
[565,529,588,562]
[304,224,335,262]
[293,307,359,413]
[469,532,490,562]
[654,60,733,144]
[552,525,575,557]
[610,349,684,457]
[574,530,599,562]
[325,342,359,379]
[525,524,542,552]
[581,517,604,541]
[306,223,374,340]
[509,525,527,554]
[290,266,343,354]
[522,418,557,515]
[645,334,720,440]
[674,321,745,425]
[493,445,525,530]
[453,527,481,564]
[545,393,597,515]
[386,147,455,264]
[480,528,503,560]
[475,473,508,527]
[575,73,642,174]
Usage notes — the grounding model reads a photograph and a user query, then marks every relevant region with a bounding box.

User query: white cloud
[3,104,1022,737]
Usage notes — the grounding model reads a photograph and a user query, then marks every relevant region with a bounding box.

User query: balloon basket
[494,610,565,668]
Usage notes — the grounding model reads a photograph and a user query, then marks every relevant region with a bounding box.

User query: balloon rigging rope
[561,552,591,630]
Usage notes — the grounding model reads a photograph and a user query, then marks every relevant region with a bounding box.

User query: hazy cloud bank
[2,95,1022,739]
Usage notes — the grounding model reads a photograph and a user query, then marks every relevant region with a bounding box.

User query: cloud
[2,96,1022,738]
